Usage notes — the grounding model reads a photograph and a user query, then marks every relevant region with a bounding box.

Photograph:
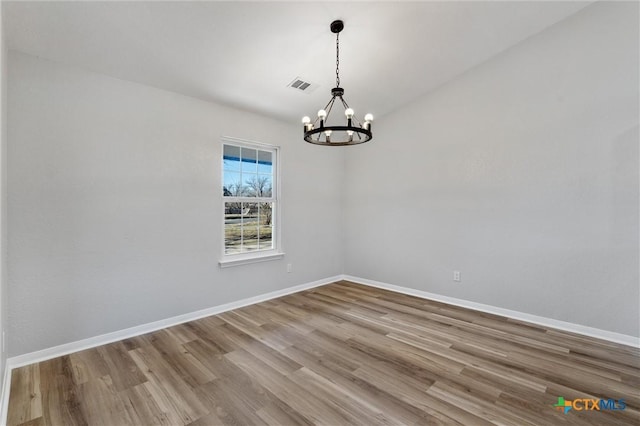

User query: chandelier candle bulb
[345,108,354,127]
[302,116,312,131]
[363,113,374,131]
[318,109,327,128]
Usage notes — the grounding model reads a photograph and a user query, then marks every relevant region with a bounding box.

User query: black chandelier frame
[302,20,373,146]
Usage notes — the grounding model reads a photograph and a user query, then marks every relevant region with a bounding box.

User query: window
[220,138,281,267]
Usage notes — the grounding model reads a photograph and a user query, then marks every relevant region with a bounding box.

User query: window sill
[218,252,285,268]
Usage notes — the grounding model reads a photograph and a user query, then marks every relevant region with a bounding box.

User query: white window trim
[218,136,283,268]
[219,251,285,268]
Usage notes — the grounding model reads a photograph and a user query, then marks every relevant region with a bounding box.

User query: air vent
[287,77,318,93]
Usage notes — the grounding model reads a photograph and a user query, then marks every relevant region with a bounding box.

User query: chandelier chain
[335,32,340,88]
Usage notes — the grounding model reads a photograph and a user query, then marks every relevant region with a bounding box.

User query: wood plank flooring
[7,280,640,425]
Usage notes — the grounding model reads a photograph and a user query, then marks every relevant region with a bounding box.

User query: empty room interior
[0,0,638,425]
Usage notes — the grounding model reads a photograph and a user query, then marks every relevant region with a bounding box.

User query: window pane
[241,148,257,174]
[257,150,273,175]
[223,171,243,196]
[242,226,259,252]
[225,226,241,254]
[259,226,273,249]
[242,202,258,252]
[242,173,257,197]
[257,175,272,197]
[244,175,272,198]
[258,203,273,226]
[223,145,241,172]
[242,202,258,225]
[258,203,273,249]
[224,202,243,254]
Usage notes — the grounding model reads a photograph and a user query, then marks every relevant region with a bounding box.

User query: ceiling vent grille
[288,77,318,93]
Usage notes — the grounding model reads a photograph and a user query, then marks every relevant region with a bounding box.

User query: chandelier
[302,20,373,146]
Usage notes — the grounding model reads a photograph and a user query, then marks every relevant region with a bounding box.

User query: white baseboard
[342,275,640,348]
[6,275,340,370]
[6,274,637,367]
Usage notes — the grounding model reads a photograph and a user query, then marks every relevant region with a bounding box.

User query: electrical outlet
[453,271,461,282]
[287,263,293,273]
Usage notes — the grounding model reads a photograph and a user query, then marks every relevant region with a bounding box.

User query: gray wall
[343,1,639,337]
[7,51,345,356]
[6,1,639,358]
[1,2,7,374]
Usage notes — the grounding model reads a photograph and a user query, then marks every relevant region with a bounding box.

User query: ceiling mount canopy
[302,20,373,146]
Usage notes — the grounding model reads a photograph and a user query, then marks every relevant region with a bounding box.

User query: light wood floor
[7,281,640,425]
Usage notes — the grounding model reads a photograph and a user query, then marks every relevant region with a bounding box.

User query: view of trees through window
[223,143,275,254]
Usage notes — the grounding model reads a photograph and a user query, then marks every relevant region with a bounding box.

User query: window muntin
[222,141,277,256]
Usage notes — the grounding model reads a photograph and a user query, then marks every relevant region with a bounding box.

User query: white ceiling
[3,1,592,123]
